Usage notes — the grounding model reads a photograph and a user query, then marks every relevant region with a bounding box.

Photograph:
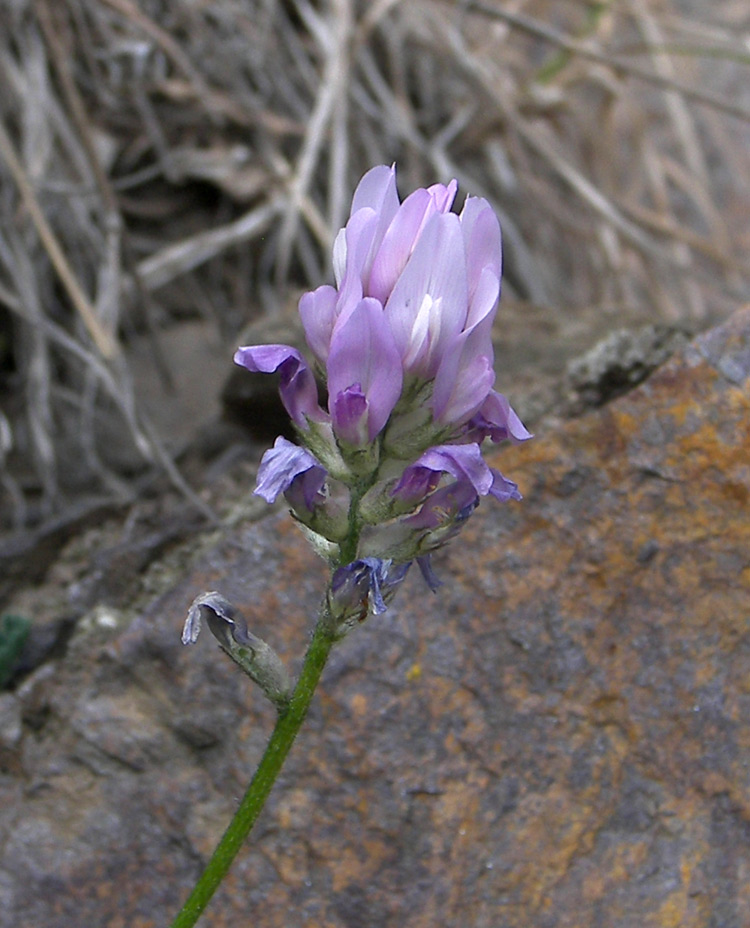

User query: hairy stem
[169,614,337,928]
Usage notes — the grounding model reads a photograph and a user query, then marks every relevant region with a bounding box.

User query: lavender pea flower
[233,345,324,430]
[234,164,529,599]
[254,436,326,508]
[326,297,403,447]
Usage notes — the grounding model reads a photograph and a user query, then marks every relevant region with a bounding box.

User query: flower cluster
[236,165,530,628]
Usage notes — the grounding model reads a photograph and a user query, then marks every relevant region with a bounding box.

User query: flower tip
[182,590,237,646]
[489,470,522,502]
[181,604,201,645]
[233,346,249,368]
[509,411,533,444]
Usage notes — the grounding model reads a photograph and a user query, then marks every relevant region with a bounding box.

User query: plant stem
[169,615,337,928]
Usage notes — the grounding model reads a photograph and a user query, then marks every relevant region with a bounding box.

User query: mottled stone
[565,324,689,412]
[0,309,748,928]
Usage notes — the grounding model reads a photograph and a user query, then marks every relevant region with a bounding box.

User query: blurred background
[1,0,748,540]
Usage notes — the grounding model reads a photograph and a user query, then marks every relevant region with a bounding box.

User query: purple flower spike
[234,345,324,430]
[327,297,402,445]
[233,166,530,585]
[254,436,326,505]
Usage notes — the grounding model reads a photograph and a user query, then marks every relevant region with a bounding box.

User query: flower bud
[183,592,291,710]
[326,558,410,637]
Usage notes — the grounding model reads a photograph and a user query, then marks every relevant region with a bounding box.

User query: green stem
[169,616,337,928]
[339,461,382,564]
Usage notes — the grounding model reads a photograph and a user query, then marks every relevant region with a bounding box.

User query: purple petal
[467,390,532,444]
[332,166,401,296]
[335,208,378,308]
[351,166,402,279]
[361,557,391,614]
[367,179,460,304]
[234,343,298,376]
[330,557,409,618]
[254,436,326,504]
[432,323,495,427]
[284,464,328,513]
[390,464,441,505]
[367,187,433,303]
[332,226,348,288]
[489,469,522,502]
[350,164,399,218]
[460,196,502,305]
[404,480,480,529]
[465,265,500,331]
[299,285,338,363]
[396,443,493,498]
[416,554,442,592]
[417,443,493,494]
[384,211,468,379]
[234,344,323,429]
[427,179,458,214]
[331,385,369,446]
[327,297,403,445]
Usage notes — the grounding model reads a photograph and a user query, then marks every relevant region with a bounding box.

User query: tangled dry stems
[0,0,748,533]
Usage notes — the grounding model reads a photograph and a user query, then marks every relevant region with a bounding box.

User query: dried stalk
[0,119,117,358]
[462,0,750,123]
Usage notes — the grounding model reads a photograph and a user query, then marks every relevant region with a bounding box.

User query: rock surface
[0,309,748,928]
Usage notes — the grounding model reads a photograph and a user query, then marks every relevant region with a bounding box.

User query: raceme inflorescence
[174,165,530,928]
[234,164,530,633]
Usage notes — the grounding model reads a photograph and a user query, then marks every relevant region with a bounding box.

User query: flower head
[234,165,530,615]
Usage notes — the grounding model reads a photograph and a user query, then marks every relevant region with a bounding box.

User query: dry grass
[1,0,748,533]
